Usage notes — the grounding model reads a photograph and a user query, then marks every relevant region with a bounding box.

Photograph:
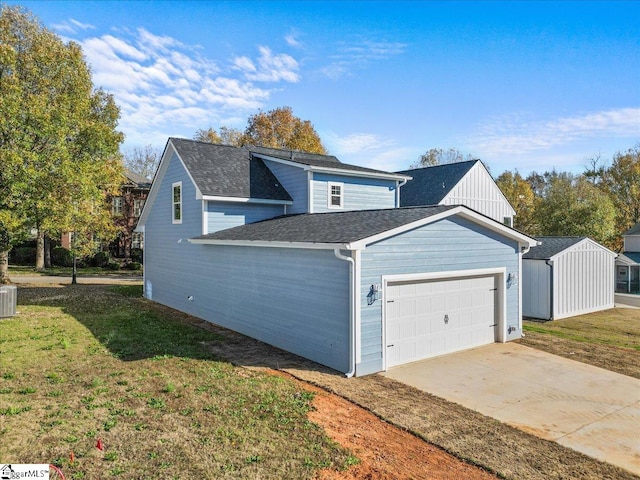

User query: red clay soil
[273,371,498,480]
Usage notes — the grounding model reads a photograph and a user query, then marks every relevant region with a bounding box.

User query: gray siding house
[138,139,536,376]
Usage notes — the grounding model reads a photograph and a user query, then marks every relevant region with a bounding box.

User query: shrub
[106,261,120,271]
[125,262,141,271]
[130,248,143,264]
[91,251,110,268]
[10,246,36,265]
[51,246,73,267]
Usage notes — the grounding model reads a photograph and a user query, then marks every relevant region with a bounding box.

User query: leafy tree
[194,126,244,147]
[0,5,124,278]
[535,173,616,246]
[124,144,161,180]
[495,170,539,234]
[241,106,327,154]
[410,148,475,168]
[599,146,640,248]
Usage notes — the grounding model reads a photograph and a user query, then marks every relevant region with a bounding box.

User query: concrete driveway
[382,342,640,475]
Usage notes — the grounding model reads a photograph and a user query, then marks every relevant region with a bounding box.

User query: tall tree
[495,170,539,234]
[0,5,124,278]
[599,146,640,248]
[194,126,244,146]
[124,144,161,180]
[410,148,474,168]
[535,173,616,246]
[241,106,327,154]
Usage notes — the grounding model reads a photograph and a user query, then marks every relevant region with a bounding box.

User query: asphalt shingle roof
[623,222,640,236]
[192,205,456,244]
[523,236,587,260]
[170,138,292,201]
[249,145,404,177]
[396,160,479,206]
[620,252,640,264]
[124,168,152,188]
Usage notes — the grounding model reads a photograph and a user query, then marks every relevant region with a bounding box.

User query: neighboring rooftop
[622,222,640,236]
[523,236,588,260]
[250,145,409,177]
[396,160,479,206]
[192,205,456,244]
[170,138,292,201]
[124,168,152,188]
[619,252,640,264]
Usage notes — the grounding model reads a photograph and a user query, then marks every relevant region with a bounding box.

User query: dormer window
[328,182,344,209]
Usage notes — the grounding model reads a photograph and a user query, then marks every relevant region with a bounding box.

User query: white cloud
[52,18,95,34]
[466,108,640,156]
[322,39,408,79]
[234,46,299,83]
[325,132,416,171]
[285,30,303,48]
[327,132,396,154]
[67,26,302,149]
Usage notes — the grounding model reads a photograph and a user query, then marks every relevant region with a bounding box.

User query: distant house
[396,160,516,226]
[615,222,640,294]
[61,169,151,259]
[137,138,537,376]
[522,237,617,320]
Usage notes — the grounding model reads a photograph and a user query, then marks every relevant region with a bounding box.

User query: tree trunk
[35,229,45,271]
[44,235,52,268]
[0,249,10,285]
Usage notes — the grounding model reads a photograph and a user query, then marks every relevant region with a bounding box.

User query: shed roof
[618,252,640,265]
[170,138,292,201]
[523,236,590,260]
[622,222,640,236]
[396,160,478,206]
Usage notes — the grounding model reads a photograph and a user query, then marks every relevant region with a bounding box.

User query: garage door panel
[386,274,499,368]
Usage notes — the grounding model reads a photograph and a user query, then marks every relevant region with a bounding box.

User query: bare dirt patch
[271,371,498,480]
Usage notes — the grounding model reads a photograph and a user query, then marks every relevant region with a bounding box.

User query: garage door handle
[489,324,497,327]
[387,344,394,347]
[387,300,394,303]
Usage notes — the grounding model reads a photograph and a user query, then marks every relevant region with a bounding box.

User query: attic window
[172,182,182,224]
[503,217,512,228]
[328,182,343,209]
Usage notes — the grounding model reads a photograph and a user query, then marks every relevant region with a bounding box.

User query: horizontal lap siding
[145,155,350,372]
[207,201,284,233]
[262,160,308,214]
[553,243,615,319]
[357,216,520,375]
[312,173,396,213]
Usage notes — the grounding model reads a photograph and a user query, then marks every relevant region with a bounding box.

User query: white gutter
[395,177,410,207]
[334,248,356,378]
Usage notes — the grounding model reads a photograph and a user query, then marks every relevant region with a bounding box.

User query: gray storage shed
[522,237,617,320]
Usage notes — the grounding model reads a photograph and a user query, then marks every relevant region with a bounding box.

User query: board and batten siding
[311,173,397,213]
[552,242,615,320]
[206,201,284,234]
[444,164,515,224]
[522,260,552,319]
[357,216,520,375]
[144,153,350,372]
[261,159,309,214]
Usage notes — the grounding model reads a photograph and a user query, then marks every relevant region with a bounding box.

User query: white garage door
[385,275,498,368]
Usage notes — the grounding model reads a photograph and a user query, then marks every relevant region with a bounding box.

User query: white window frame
[327,182,344,209]
[133,199,145,217]
[503,216,512,228]
[131,232,144,249]
[112,196,123,215]
[172,182,182,224]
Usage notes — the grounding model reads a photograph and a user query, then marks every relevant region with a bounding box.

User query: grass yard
[8,266,141,276]
[520,307,640,378]
[0,285,353,479]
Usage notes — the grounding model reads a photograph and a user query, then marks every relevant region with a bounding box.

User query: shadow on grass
[15,284,340,377]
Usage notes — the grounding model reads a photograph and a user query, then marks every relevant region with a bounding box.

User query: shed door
[385,275,497,368]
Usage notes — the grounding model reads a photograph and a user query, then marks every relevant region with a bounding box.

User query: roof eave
[202,195,293,205]
[188,238,351,250]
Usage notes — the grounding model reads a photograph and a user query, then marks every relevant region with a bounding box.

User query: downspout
[334,248,356,378]
[395,179,409,208]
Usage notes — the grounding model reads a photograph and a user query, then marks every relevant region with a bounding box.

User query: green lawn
[0,284,353,479]
[8,266,141,276]
[520,307,640,378]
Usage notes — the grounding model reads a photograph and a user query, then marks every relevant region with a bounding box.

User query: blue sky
[6,0,640,176]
